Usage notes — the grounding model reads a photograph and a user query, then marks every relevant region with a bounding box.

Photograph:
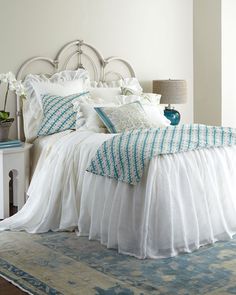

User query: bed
[1,40,236,259]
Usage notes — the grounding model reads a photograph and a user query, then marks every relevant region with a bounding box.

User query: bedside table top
[0,143,33,155]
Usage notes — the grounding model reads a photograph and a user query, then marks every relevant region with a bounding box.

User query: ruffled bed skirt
[78,146,236,259]
[1,130,236,259]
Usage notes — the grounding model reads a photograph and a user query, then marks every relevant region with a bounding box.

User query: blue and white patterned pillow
[38,92,89,136]
[94,101,157,133]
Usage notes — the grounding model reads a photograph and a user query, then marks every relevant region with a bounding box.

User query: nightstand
[0,143,32,219]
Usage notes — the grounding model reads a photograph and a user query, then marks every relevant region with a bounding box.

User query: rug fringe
[0,273,34,295]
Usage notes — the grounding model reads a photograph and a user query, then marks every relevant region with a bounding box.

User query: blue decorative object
[153,79,187,126]
[164,108,181,125]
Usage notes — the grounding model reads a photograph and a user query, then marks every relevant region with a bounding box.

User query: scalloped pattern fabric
[38,92,88,136]
[87,124,236,184]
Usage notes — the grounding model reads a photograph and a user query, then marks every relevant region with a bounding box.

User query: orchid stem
[3,83,9,112]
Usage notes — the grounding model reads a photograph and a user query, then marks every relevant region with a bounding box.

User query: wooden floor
[0,205,27,295]
[0,277,27,295]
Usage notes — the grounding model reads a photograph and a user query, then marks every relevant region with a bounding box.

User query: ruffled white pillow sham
[90,77,142,93]
[88,77,143,102]
[89,87,121,102]
[23,69,90,142]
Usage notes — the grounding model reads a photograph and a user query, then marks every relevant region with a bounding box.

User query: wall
[222,0,236,127]
[194,0,236,127]
[193,0,222,126]
[0,0,193,138]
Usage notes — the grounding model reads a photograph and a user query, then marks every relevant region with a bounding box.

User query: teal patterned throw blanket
[87,124,236,185]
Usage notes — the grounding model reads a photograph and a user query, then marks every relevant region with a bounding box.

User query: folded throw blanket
[87,124,236,184]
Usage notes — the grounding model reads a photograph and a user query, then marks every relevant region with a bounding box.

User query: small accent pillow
[38,92,89,136]
[94,101,157,133]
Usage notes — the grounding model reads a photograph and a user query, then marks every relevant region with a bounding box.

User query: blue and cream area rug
[1,232,236,294]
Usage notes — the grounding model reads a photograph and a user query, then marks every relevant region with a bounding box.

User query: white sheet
[1,130,236,259]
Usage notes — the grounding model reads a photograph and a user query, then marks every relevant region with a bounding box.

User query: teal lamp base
[164,108,181,126]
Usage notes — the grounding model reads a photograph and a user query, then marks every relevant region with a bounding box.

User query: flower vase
[0,118,14,141]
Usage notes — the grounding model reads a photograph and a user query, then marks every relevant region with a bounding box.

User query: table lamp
[153,79,187,125]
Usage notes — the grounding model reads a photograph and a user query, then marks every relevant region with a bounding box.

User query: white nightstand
[0,143,32,219]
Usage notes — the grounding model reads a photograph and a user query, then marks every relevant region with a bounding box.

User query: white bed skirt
[1,130,236,259]
[78,146,236,259]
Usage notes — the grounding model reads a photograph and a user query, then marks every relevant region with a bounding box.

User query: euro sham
[23,69,90,142]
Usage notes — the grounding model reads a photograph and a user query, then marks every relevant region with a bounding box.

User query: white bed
[1,130,236,259]
[1,40,236,259]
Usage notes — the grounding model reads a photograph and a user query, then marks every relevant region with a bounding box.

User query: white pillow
[89,87,121,102]
[116,93,161,106]
[141,93,161,105]
[32,79,87,108]
[142,104,171,126]
[87,78,143,106]
[117,93,161,105]
[73,97,118,132]
[90,77,142,91]
[23,69,90,142]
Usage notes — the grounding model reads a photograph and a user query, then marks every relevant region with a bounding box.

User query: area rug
[1,232,236,295]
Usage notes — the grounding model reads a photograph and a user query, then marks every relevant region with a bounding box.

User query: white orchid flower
[0,72,16,83]
[0,73,8,83]
[0,71,26,113]
[6,72,16,83]
[14,81,26,96]
[1,72,26,107]
[9,81,16,91]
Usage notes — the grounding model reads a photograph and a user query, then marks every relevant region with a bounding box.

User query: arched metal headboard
[16,39,136,140]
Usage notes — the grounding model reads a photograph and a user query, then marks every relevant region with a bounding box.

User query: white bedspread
[31,130,73,174]
[1,130,236,259]
[0,131,108,233]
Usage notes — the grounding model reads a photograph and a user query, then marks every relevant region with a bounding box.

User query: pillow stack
[74,77,170,133]
[23,71,170,140]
